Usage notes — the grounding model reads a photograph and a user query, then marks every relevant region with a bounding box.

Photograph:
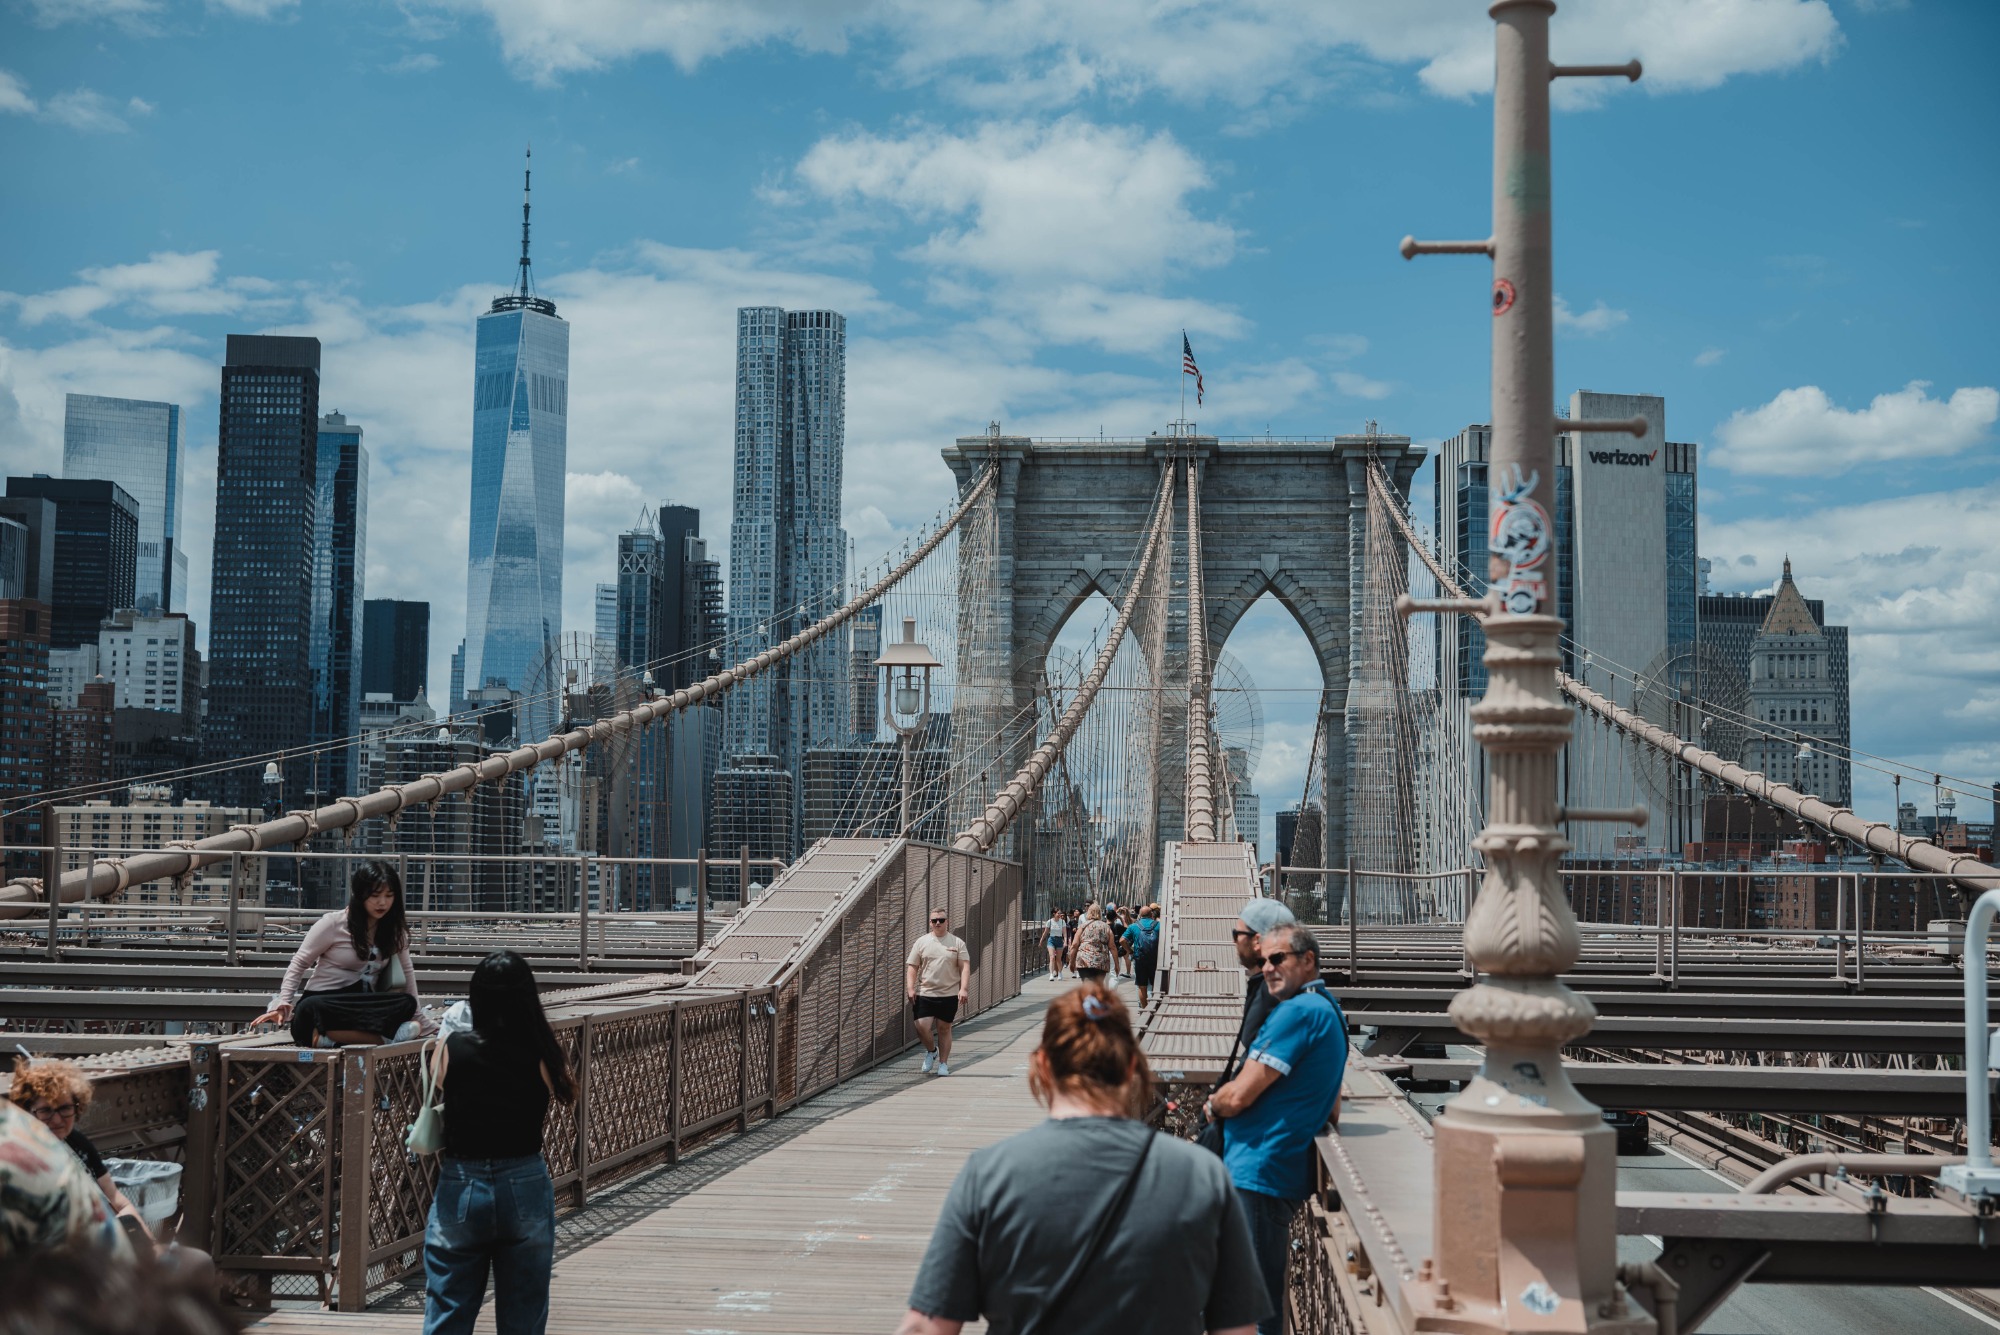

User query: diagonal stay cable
[1363,458,1998,894]
[953,463,1178,855]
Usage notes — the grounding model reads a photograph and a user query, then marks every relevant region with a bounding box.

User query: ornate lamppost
[876,617,942,838]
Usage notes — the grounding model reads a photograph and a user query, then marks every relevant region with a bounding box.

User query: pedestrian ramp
[1141,840,1260,1082]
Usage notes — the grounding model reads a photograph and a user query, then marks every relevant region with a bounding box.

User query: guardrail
[4,836,1023,1311]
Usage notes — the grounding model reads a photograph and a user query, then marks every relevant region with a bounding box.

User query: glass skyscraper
[463,153,568,744]
[312,412,368,799]
[206,334,321,811]
[724,307,849,857]
[62,393,185,614]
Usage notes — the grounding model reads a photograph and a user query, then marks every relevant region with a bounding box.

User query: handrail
[1740,1152,1963,1195]
[0,466,996,917]
[1940,888,2000,1201]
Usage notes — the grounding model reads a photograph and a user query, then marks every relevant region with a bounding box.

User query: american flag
[1182,332,1204,405]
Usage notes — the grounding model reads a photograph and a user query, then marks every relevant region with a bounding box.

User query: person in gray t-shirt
[900,983,1269,1335]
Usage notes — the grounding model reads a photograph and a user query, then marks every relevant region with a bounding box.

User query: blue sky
[2,0,1995,843]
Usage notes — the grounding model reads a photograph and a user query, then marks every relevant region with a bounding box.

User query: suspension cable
[1183,457,1217,842]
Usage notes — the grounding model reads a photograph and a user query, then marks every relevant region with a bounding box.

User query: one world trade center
[462,149,568,741]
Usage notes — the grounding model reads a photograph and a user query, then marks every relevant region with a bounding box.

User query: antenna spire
[491,143,557,317]
[517,143,534,298]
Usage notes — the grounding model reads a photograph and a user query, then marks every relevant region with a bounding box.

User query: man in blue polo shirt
[1205,924,1347,1335]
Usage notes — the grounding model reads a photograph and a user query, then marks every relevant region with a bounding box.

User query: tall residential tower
[723,307,848,855]
[311,411,368,799]
[463,150,569,743]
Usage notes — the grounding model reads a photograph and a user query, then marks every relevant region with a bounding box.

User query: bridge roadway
[249,974,1096,1335]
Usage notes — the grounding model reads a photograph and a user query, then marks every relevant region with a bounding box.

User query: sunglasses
[1230,928,1256,941]
[1261,951,1300,968]
[930,917,947,924]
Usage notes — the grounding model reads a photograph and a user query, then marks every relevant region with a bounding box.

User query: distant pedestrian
[1044,909,1070,980]
[899,983,1269,1335]
[1070,903,1115,985]
[1112,905,1132,980]
[423,950,577,1335]
[907,908,972,1076]
[1204,927,1348,1335]
[1123,905,1162,1008]
[253,860,423,1047]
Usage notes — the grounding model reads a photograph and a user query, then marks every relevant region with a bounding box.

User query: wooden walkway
[252,974,1113,1335]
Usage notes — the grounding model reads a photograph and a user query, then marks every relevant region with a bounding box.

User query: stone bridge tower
[943,427,1423,909]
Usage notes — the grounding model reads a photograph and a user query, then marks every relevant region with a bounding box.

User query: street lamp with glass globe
[874,617,943,837]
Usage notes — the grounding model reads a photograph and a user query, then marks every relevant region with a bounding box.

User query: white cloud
[0,75,153,132]
[1714,379,1999,475]
[1694,346,1726,367]
[385,52,443,75]
[1331,370,1392,400]
[209,0,300,16]
[3,251,287,325]
[791,118,1239,352]
[1552,293,1628,337]
[425,0,1842,110]
[0,71,34,116]
[23,0,161,29]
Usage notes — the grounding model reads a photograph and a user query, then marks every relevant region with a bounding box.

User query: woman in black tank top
[422,951,576,1335]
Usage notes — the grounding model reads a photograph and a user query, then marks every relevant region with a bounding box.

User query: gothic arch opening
[1216,592,1327,881]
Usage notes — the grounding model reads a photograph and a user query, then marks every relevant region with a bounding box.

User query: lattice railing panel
[216,1053,340,1271]
[541,1022,585,1183]
[746,997,776,1122]
[1290,1197,1363,1335]
[585,1006,676,1164]
[363,1042,439,1292]
[677,997,744,1130]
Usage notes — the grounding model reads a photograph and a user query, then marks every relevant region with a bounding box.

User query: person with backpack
[899,983,1268,1335]
[1123,905,1163,1008]
[422,951,577,1335]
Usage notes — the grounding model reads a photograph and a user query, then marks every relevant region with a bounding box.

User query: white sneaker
[921,1050,937,1074]
[935,1063,951,1077]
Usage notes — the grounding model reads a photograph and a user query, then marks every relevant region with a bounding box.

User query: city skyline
[0,1,1994,832]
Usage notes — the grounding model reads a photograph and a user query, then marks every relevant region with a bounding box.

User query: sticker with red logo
[1492,279,1516,317]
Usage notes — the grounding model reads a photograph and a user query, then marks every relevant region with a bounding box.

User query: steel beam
[1398,1058,1986,1116]
[1357,1011,1970,1055]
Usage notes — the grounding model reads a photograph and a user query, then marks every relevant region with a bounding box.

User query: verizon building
[1435,390,1699,854]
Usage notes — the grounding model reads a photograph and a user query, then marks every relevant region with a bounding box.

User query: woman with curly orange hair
[9,1058,153,1242]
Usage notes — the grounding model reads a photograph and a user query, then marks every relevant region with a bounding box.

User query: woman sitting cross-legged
[252,860,423,1047]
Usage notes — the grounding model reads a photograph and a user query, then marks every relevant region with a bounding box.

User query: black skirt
[290,981,417,1046]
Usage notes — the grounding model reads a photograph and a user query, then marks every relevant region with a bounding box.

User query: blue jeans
[1240,1188,1301,1335]
[423,1155,555,1335]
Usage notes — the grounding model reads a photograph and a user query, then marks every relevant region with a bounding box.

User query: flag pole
[1179,331,1186,424]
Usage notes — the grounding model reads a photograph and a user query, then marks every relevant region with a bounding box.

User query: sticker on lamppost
[1492,278,1516,316]
[1488,464,1550,615]
[1519,1281,1561,1316]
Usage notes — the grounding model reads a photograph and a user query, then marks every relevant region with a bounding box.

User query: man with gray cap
[1230,898,1297,1061]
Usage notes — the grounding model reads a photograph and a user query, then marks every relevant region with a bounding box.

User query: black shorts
[1132,952,1158,988]
[911,994,960,1024]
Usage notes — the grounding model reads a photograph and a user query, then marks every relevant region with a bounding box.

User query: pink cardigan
[276,910,421,1008]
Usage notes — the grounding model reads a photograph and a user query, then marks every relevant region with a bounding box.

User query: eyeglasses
[29,1103,77,1123]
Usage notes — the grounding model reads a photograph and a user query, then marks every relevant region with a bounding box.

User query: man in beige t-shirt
[906,909,971,1076]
